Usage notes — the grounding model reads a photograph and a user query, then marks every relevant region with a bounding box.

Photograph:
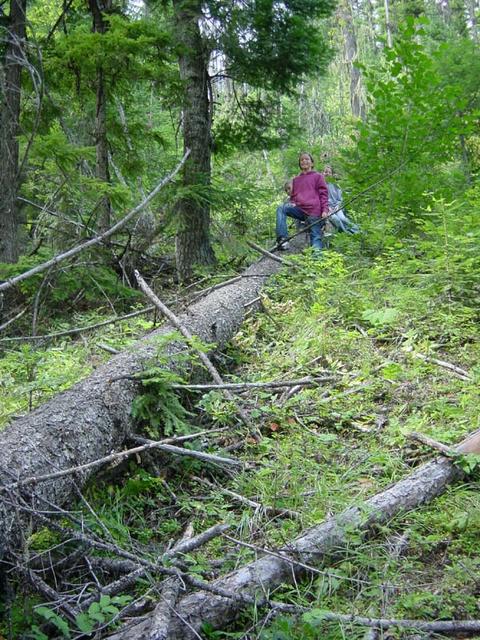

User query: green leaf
[75,613,95,633]
[302,608,332,626]
[29,626,49,640]
[88,602,101,615]
[380,363,403,380]
[362,307,400,327]
[35,607,71,637]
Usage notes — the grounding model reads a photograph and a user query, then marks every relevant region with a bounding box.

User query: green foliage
[343,18,480,235]
[76,594,132,632]
[213,94,299,155]
[0,311,154,428]
[0,342,93,427]
[209,0,335,93]
[31,123,95,172]
[84,467,179,545]
[30,595,132,638]
[131,365,193,437]
[131,331,211,437]
[27,527,61,552]
[51,14,172,87]
[0,251,140,310]
[31,607,70,638]
[197,391,241,426]
[454,453,480,476]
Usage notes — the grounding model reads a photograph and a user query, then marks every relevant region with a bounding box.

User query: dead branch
[134,270,257,435]
[80,522,221,616]
[0,306,28,332]
[407,349,471,381]
[244,296,261,309]
[269,601,480,635]
[246,240,295,266]
[146,523,195,640]
[193,476,301,519]
[21,567,80,621]
[408,432,457,457]
[112,426,480,639]
[170,376,337,392]
[85,522,230,584]
[0,150,190,294]
[1,427,229,491]
[129,435,243,468]
[97,343,121,354]
[0,305,155,343]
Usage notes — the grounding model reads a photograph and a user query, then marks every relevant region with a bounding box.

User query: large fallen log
[0,244,292,558]
[106,430,480,640]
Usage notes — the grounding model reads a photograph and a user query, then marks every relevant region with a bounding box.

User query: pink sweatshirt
[291,171,329,217]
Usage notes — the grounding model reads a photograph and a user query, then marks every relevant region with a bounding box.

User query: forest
[1,0,480,637]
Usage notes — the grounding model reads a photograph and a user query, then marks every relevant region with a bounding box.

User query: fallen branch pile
[105,429,480,639]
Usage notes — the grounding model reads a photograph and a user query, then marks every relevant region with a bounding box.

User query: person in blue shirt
[324,165,359,235]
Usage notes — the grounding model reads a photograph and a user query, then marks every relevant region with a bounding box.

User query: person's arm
[290,177,298,206]
[318,174,329,217]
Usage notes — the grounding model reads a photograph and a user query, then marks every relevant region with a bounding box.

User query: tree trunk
[0,0,26,263]
[107,432,480,640]
[88,0,111,230]
[384,0,392,47]
[465,0,478,41]
[172,0,216,282]
[340,0,365,120]
[0,247,287,559]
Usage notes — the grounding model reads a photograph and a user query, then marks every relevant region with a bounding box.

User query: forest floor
[1,229,480,639]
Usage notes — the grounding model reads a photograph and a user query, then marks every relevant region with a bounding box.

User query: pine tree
[170,0,336,280]
[0,0,27,263]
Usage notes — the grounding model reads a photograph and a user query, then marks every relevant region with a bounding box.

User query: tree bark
[383,0,392,47]
[106,431,480,640]
[0,0,27,263]
[88,0,112,230]
[172,0,216,282]
[0,246,287,559]
[465,0,478,41]
[340,0,365,120]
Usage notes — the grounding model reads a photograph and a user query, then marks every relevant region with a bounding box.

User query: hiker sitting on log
[275,152,329,254]
[323,164,360,235]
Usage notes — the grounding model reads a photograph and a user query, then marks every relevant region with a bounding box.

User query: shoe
[277,237,290,251]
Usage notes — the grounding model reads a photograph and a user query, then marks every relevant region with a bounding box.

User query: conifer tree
[0,0,27,263]
[170,0,336,279]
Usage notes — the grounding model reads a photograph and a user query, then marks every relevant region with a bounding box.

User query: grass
[2,208,480,639]
[0,312,158,429]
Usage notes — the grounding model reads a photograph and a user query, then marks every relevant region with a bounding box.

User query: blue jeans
[329,210,360,234]
[276,203,325,251]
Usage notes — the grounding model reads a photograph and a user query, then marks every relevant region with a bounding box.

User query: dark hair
[298,152,314,168]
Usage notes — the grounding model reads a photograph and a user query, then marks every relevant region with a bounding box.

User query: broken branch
[0,150,190,294]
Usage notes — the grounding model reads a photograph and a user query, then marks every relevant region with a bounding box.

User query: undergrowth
[0,312,156,428]
[2,194,480,639]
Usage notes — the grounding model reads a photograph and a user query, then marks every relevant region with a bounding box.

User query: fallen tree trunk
[106,430,480,640]
[0,245,291,558]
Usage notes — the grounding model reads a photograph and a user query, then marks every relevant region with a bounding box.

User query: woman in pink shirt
[276,152,329,253]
